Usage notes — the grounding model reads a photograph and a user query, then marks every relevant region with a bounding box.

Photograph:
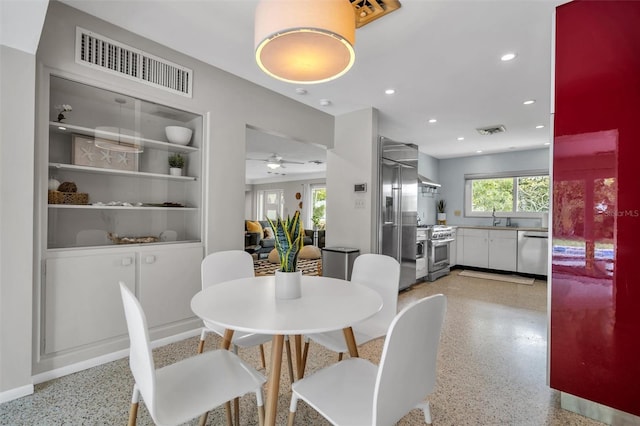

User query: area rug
[254,258,322,276]
[459,270,534,285]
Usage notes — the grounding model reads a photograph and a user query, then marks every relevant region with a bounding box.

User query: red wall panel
[552,0,640,416]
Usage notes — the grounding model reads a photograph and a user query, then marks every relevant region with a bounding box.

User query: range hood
[418,174,441,188]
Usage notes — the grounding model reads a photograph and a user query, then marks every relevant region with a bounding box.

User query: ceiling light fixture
[94,98,144,153]
[319,99,331,106]
[457,137,465,141]
[501,52,517,61]
[267,162,281,169]
[536,125,545,129]
[523,99,536,105]
[428,119,437,124]
[254,0,356,84]
[385,89,395,95]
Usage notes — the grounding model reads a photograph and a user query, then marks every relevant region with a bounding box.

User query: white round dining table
[191,275,383,426]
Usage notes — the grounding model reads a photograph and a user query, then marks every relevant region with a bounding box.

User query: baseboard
[32,328,200,385]
[561,392,640,425]
[0,384,34,404]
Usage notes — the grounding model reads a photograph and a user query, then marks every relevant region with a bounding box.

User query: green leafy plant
[168,153,185,168]
[437,199,446,213]
[268,210,304,272]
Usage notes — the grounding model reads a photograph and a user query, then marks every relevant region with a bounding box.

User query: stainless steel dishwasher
[517,230,548,276]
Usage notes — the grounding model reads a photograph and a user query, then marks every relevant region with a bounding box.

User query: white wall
[438,148,550,227]
[326,108,378,253]
[0,45,36,401]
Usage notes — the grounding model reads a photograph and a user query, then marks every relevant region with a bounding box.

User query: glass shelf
[48,204,198,211]
[49,162,197,180]
[49,122,199,153]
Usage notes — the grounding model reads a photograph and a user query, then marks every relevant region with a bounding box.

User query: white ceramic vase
[437,213,446,224]
[169,167,183,176]
[275,270,302,299]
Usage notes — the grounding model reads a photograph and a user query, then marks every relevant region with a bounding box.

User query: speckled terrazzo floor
[0,269,606,426]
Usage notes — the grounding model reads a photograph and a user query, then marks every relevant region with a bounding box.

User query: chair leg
[259,343,266,368]
[417,400,432,425]
[300,338,310,378]
[338,352,343,361]
[287,393,299,426]
[128,386,139,426]
[256,387,265,426]
[284,336,295,383]
[198,412,208,426]
[197,328,207,354]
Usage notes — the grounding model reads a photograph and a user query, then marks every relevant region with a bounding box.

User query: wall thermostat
[354,183,367,192]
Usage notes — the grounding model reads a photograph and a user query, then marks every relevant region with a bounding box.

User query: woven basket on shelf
[48,190,89,205]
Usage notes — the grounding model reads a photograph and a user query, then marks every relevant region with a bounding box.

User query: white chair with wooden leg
[288,294,447,426]
[198,250,294,375]
[300,253,400,375]
[119,282,266,426]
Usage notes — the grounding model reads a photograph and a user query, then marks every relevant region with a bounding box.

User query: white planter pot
[169,167,183,176]
[437,213,446,221]
[275,270,302,299]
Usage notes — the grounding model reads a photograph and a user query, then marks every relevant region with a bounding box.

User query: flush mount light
[536,125,545,129]
[385,88,396,95]
[501,52,517,61]
[523,99,536,105]
[428,119,437,124]
[255,0,356,84]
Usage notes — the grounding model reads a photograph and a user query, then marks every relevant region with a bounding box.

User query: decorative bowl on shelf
[165,126,192,145]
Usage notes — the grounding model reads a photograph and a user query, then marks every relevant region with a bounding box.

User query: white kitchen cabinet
[450,228,458,267]
[43,244,202,355]
[462,228,489,268]
[488,230,517,271]
[455,227,464,266]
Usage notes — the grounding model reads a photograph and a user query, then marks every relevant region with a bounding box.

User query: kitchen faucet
[492,208,501,226]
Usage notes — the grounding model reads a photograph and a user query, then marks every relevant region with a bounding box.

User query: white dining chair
[301,253,400,373]
[198,250,294,366]
[119,282,266,426]
[288,293,447,426]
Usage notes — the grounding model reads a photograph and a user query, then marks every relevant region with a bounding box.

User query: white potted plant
[437,199,446,224]
[168,153,185,176]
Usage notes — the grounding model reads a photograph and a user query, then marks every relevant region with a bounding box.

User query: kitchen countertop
[454,225,548,232]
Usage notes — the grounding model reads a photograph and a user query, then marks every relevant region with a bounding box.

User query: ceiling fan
[247,153,304,169]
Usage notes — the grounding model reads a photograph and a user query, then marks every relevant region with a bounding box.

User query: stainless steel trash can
[321,247,359,280]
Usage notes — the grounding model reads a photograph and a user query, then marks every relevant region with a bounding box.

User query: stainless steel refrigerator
[378,137,418,291]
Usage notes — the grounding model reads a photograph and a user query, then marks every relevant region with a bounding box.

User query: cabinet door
[463,229,489,268]
[138,245,203,328]
[456,228,464,265]
[450,238,457,267]
[44,253,136,354]
[488,230,517,272]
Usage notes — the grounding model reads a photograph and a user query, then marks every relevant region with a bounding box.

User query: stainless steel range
[426,225,454,281]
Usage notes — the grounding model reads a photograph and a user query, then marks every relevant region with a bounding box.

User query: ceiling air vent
[75,27,193,98]
[350,0,401,28]
[476,125,507,136]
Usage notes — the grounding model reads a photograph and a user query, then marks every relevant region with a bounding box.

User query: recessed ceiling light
[58,126,67,131]
[536,125,545,129]
[319,99,331,106]
[523,99,536,105]
[385,88,395,95]
[457,137,465,141]
[544,142,551,146]
[295,88,307,95]
[476,150,483,153]
[501,52,517,61]
[428,118,437,124]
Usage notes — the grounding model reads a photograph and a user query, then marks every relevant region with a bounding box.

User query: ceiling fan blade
[280,159,304,164]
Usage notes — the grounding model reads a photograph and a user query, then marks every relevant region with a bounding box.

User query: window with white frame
[310,184,326,229]
[257,189,284,220]
[464,170,549,217]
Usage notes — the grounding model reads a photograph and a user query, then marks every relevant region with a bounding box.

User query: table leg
[265,334,284,426]
[294,335,303,380]
[343,327,359,358]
